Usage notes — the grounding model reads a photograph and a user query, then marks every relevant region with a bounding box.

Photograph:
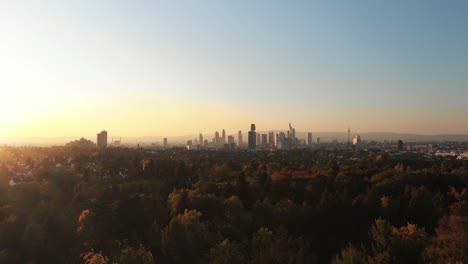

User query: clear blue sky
[1,0,467,137]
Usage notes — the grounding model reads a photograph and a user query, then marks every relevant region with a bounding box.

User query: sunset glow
[1,1,467,143]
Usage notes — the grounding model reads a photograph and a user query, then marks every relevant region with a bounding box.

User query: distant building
[277,132,286,149]
[397,140,404,151]
[163,138,168,148]
[353,135,361,145]
[406,143,413,151]
[228,135,235,144]
[268,132,274,146]
[316,137,320,145]
[261,134,268,146]
[307,132,313,146]
[97,130,108,148]
[248,124,256,150]
[199,133,203,145]
[257,133,261,146]
[66,137,95,148]
[215,131,220,144]
[238,130,243,146]
[289,123,296,145]
[222,129,226,144]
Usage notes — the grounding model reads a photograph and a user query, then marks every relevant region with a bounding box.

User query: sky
[0,0,467,140]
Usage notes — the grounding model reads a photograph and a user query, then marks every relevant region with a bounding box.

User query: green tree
[209,239,244,264]
[161,209,215,263]
[331,244,367,264]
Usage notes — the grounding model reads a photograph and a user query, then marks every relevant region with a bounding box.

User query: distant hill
[294,132,468,143]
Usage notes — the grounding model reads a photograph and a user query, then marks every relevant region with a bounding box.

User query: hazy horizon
[1,1,467,138]
[3,130,468,146]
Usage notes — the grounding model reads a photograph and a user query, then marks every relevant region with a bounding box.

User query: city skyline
[1,1,468,139]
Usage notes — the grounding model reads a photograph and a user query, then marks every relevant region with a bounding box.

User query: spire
[347,127,351,146]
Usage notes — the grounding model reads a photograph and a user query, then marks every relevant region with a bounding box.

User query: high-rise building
[215,131,220,144]
[289,123,296,145]
[277,132,286,149]
[248,124,256,150]
[97,130,108,148]
[307,132,313,146]
[268,132,274,146]
[238,130,243,146]
[163,138,168,148]
[199,133,203,145]
[261,134,268,146]
[228,135,235,144]
[316,137,320,145]
[353,135,361,145]
[257,133,261,145]
[222,129,226,144]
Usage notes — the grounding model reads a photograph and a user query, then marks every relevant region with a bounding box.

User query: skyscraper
[353,135,361,145]
[277,132,286,149]
[163,138,168,148]
[215,131,220,144]
[261,134,268,146]
[268,132,274,146]
[238,130,243,146]
[289,123,296,145]
[97,130,107,148]
[199,133,203,145]
[257,133,261,146]
[248,124,256,150]
[307,132,313,146]
[222,129,226,144]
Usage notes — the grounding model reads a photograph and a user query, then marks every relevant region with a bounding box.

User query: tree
[81,250,109,264]
[209,239,244,264]
[332,244,367,264]
[161,210,215,263]
[113,244,154,264]
[368,218,392,264]
[390,223,429,264]
[167,189,191,217]
[423,215,468,264]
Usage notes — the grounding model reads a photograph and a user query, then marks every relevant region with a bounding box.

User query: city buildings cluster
[89,124,365,151]
[185,123,316,151]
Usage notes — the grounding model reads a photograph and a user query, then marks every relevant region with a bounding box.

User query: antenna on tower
[347,127,351,146]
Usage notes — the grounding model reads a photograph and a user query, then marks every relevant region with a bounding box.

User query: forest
[0,146,466,263]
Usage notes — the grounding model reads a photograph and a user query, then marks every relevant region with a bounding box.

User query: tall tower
[289,123,296,145]
[347,127,351,146]
[248,124,256,150]
[222,129,226,144]
[199,133,203,146]
[215,131,220,144]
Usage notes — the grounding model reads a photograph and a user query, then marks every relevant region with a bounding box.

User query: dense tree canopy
[0,146,466,263]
